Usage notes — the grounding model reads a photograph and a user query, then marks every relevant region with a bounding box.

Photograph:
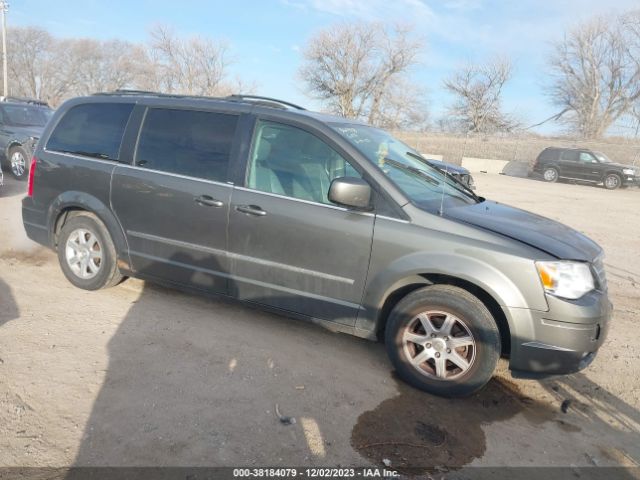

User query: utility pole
[0,1,7,98]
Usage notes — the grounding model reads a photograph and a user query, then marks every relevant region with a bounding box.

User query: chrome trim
[130,251,360,309]
[128,230,355,285]
[115,163,234,188]
[44,148,116,165]
[233,186,374,216]
[376,215,410,224]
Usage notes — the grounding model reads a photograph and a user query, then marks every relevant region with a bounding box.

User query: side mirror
[328,177,372,210]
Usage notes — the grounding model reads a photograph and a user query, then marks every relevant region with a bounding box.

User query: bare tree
[443,57,519,134]
[548,12,640,139]
[299,22,425,127]
[147,25,231,96]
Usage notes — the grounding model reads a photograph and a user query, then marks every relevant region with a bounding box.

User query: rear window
[47,103,134,161]
[135,108,238,182]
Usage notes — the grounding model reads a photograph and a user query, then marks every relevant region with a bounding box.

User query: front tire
[603,173,621,190]
[8,145,29,180]
[385,285,501,397]
[57,213,123,290]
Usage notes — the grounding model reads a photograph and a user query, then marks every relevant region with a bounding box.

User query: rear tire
[542,167,559,183]
[8,145,29,180]
[385,285,501,398]
[57,213,123,290]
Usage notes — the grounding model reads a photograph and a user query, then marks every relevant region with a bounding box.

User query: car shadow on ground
[55,253,640,475]
[0,175,27,199]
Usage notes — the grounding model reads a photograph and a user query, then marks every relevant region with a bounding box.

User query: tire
[57,212,123,290]
[8,145,29,180]
[603,173,621,190]
[542,166,559,183]
[385,284,501,398]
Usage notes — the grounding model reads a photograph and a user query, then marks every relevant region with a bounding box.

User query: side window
[247,120,361,204]
[136,108,238,182]
[47,103,134,161]
[579,152,595,163]
[560,150,579,161]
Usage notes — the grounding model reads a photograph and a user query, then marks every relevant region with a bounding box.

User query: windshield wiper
[405,151,480,202]
[383,157,441,186]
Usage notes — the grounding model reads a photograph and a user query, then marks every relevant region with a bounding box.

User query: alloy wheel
[65,228,103,279]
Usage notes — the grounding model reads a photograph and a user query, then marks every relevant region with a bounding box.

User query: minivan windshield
[1,105,52,127]
[331,123,478,213]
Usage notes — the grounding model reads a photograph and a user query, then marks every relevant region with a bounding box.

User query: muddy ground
[0,173,639,473]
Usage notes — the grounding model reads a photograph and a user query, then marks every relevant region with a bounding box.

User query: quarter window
[247,120,360,204]
[47,103,134,161]
[135,108,238,182]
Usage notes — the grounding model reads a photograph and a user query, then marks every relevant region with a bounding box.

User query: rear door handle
[236,205,267,216]
[194,195,224,207]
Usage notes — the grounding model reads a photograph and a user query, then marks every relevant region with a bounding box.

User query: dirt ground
[0,173,639,473]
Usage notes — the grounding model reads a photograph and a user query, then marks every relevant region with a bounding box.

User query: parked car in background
[533,147,640,190]
[425,158,475,189]
[0,161,3,188]
[23,92,611,397]
[0,97,53,180]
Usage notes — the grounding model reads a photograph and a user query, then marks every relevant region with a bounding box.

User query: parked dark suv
[0,97,53,180]
[22,92,611,397]
[533,146,640,189]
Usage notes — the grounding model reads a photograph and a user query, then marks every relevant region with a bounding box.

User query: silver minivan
[22,92,611,397]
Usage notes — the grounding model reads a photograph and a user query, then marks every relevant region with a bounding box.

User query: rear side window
[560,150,579,161]
[135,108,238,182]
[47,103,134,161]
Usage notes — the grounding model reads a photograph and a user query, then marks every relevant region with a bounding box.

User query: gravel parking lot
[0,174,639,473]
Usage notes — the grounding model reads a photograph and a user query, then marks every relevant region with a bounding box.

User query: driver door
[227,120,374,325]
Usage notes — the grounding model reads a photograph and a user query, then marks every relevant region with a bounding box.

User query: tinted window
[1,105,52,127]
[47,103,134,161]
[560,150,579,161]
[136,108,238,182]
[247,120,361,204]
[579,152,595,163]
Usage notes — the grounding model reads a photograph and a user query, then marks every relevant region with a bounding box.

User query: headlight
[535,261,595,300]
[622,168,635,175]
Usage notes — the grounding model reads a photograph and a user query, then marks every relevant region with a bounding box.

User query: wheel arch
[47,191,131,271]
[373,274,511,355]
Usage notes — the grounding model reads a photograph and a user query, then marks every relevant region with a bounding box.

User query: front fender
[4,135,36,159]
[356,251,546,335]
[47,191,131,268]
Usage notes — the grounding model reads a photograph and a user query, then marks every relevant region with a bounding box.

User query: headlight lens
[622,168,635,175]
[535,261,595,300]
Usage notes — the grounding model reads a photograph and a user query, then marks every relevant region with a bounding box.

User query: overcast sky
[8,0,640,133]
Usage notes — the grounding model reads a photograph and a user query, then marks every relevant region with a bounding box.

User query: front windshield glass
[593,151,611,163]
[2,105,52,127]
[331,123,477,213]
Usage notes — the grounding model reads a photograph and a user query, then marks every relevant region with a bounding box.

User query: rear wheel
[8,145,29,180]
[603,173,621,190]
[57,213,123,290]
[543,167,559,183]
[385,285,501,397]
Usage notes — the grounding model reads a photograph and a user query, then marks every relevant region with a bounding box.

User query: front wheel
[8,145,29,180]
[385,285,501,397]
[603,173,621,190]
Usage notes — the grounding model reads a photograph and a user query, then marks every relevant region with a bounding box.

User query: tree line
[4,9,640,140]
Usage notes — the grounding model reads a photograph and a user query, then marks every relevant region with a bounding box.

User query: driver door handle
[194,195,224,207]
[236,205,267,216]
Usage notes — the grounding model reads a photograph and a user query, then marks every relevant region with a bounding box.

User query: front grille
[592,254,607,291]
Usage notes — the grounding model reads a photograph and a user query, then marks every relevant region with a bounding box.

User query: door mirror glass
[328,177,371,209]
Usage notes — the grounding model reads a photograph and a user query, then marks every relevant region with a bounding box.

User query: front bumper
[622,175,640,187]
[506,289,612,378]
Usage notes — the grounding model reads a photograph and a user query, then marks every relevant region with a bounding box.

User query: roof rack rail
[93,90,306,111]
[226,95,306,111]
[0,96,50,107]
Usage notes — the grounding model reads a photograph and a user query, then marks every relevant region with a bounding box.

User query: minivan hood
[443,200,602,261]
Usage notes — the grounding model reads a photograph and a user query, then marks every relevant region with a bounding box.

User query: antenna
[439,163,448,216]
